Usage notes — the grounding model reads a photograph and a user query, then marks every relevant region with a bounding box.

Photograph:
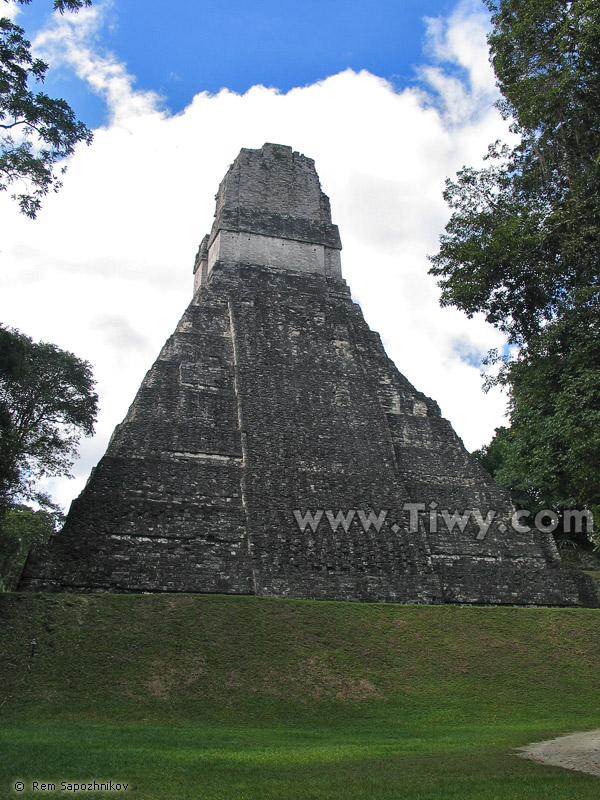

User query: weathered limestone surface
[194,144,342,294]
[20,144,597,606]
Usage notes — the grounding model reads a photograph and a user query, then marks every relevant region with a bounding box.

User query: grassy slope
[0,594,599,799]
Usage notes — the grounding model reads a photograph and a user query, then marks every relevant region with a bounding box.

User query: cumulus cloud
[33,2,164,122]
[0,0,510,510]
[2,0,22,21]
[420,0,498,122]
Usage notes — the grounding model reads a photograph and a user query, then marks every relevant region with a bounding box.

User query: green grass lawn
[1,594,599,799]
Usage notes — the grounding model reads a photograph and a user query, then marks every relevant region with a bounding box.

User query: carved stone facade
[20,144,597,606]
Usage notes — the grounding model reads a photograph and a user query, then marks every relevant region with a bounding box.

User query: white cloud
[0,0,511,511]
[420,0,498,123]
[32,2,164,123]
[2,0,22,21]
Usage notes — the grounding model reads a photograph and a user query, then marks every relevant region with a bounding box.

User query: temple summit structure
[20,143,596,606]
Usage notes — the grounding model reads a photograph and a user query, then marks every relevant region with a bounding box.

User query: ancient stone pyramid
[21,143,596,606]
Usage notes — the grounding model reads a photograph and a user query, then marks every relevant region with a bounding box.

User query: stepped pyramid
[20,143,596,605]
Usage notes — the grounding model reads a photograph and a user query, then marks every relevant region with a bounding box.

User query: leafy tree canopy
[429,0,600,538]
[474,308,600,521]
[0,325,97,511]
[0,503,58,590]
[430,0,599,346]
[1,0,93,217]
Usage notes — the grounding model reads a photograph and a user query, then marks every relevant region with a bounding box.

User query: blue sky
[1,0,512,509]
[19,0,456,125]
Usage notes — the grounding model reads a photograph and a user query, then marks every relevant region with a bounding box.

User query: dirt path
[517,729,600,778]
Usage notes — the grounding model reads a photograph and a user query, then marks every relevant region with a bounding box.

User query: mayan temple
[20,143,596,606]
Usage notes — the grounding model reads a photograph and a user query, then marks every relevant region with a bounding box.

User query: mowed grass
[0,593,599,799]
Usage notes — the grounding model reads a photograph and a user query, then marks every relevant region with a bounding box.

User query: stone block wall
[19,143,597,607]
[20,261,597,606]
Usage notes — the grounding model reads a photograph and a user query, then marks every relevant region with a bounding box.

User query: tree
[0,504,59,590]
[0,323,25,509]
[428,0,600,538]
[0,325,97,510]
[1,0,93,217]
[474,309,600,532]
